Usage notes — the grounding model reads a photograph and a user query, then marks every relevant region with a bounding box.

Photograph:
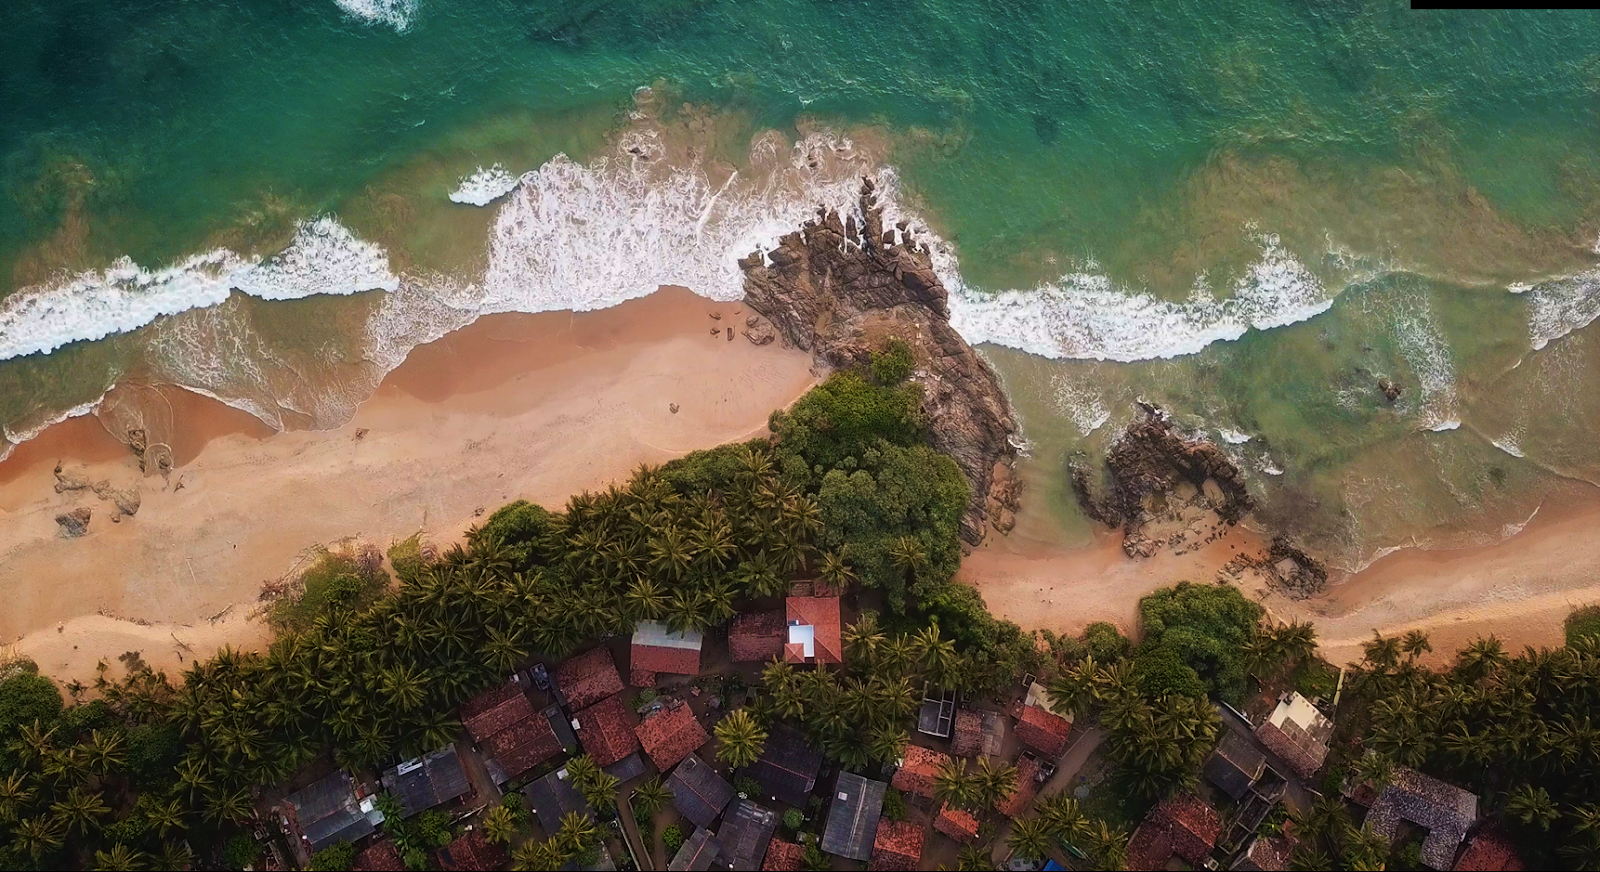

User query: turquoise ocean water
[4,1,1600,569]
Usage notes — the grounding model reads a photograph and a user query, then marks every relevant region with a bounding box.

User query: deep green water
[4,1,1600,568]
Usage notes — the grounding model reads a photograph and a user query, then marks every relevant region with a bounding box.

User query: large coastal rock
[739,178,1019,545]
[1071,405,1254,558]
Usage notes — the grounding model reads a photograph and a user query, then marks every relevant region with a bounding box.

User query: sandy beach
[962,468,1600,667]
[0,287,816,684]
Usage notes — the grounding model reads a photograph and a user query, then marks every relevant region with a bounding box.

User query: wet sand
[0,287,816,684]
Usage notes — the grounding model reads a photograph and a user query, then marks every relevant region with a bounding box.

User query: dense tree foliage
[1135,582,1263,703]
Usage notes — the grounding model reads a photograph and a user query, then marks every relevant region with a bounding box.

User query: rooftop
[785,596,842,664]
[460,681,523,722]
[666,753,736,829]
[730,611,786,663]
[1234,833,1294,872]
[950,709,984,757]
[869,817,925,872]
[632,620,705,675]
[1014,703,1073,758]
[995,755,1042,818]
[822,772,886,861]
[1204,730,1268,802]
[718,799,778,870]
[605,751,649,783]
[667,827,721,872]
[463,688,536,744]
[636,702,710,771]
[1255,692,1334,779]
[523,765,595,836]
[935,804,980,843]
[1126,793,1223,871]
[382,745,471,818]
[436,829,508,872]
[555,646,625,711]
[891,745,949,799]
[287,770,374,852]
[743,724,823,808]
[761,839,804,871]
[353,840,406,872]
[1367,764,1478,870]
[482,714,563,781]
[917,686,957,738]
[1452,829,1524,872]
[575,693,642,767]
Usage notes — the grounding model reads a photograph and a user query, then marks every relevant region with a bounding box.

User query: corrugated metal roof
[821,772,885,861]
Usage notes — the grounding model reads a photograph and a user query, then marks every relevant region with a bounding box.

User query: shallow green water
[4,1,1600,568]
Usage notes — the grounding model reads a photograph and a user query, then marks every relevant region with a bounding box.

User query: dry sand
[0,287,815,685]
[962,477,1600,668]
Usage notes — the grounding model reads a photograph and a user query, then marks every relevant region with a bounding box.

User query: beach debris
[670,403,680,414]
[709,311,722,320]
[91,480,141,518]
[473,507,485,517]
[726,327,734,341]
[127,428,148,456]
[355,428,369,440]
[1219,539,1329,600]
[1378,378,1402,403]
[710,327,722,336]
[55,507,92,538]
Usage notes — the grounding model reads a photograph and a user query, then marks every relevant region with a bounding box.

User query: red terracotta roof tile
[784,643,806,664]
[555,647,624,711]
[460,682,523,722]
[1256,721,1325,780]
[575,693,642,767]
[353,841,405,872]
[761,838,804,871]
[436,829,508,872]
[785,596,843,664]
[464,692,537,744]
[631,668,657,688]
[890,745,949,800]
[935,804,980,843]
[1014,704,1072,757]
[633,642,701,676]
[635,702,709,771]
[950,709,983,757]
[482,715,562,778]
[730,611,786,663]
[869,817,924,872]
[1453,830,1524,872]
[1128,793,1222,870]
[995,755,1042,818]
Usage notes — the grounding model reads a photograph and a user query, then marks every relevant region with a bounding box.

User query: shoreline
[0,286,817,685]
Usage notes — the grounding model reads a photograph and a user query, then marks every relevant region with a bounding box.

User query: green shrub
[662,824,686,854]
[473,500,557,569]
[782,808,805,832]
[1132,645,1208,698]
[268,549,389,634]
[1136,582,1263,702]
[871,339,915,385]
[770,371,924,473]
[222,834,259,871]
[126,721,184,790]
[308,841,357,871]
[735,776,762,798]
[1083,622,1131,661]
[387,535,427,583]
[0,669,62,743]
[882,788,907,821]
[1567,604,1600,646]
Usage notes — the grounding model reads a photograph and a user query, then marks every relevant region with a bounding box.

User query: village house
[1013,702,1073,758]
[669,827,722,871]
[555,646,625,711]
[1205,730,1270,802]
[1254,691,1334,779]
[822,772,886,862]
[286,770,382,856]
[1364,764,1479,871]
[381,745,472,818]
[870,817,925,871]
[761,838,804,871]
[718,798,779,870]
[631,620,705,687]
[935,803,980,843]
[743,724,824,808]
[637,701,711,770]
[460,681,562,784]
[729,610,787,663]
[784,594,843,665]
[573,692,642,767]
[1126,792,1224,871]
[667,753,736,829]
[890,745,950,800]
[994,754,1042,818]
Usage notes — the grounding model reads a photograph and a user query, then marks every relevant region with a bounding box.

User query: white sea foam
[1511,269,1600,350]
[941,233,1333,361]
[449,165,522,206]
[1218,428,1252,444]
[0,217,397,362]
[332,0,416,31]
[1391,300,1460,433]
[0,396,108,463]
[1050,374,1111,435]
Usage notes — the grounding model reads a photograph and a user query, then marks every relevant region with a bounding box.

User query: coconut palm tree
[143,797,187,839]
[12,814,66,860]
[565,754,601,789]
[50,786,110,836]
[914,625,957,680]
[153,840,195,872]
[714,709,768,769]
[91,843,146,872]
[483,804,518,844]
[1400,629,1432,661]
[933,758,979,811]
[1007,816,1053,862]
[1456,636,1508,681]
[843,612,884,665]
[81,729,126,776]
[866,726,908,765]
[974,756,1017,808]
[954,845,990,871]
[0,772,34,823]
[1036,793,1085,841]
[556,811,598,856]
[631,776,672,818]
[1349,752,1394,791]
[1506,783,1559,831]
[512,839,563,871]
[580,771,621,814]
[818,549,857,594]
[1085,819,1129,870]
[734,553,785,598]
[203,787,253,826]
[1361,632,1402,674]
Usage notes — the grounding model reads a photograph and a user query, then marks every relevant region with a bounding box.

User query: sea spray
[449,165,522,206]
[1512,270,1600,351]
[331,0,417,31]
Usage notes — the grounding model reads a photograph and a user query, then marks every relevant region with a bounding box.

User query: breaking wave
[1511,269,1600,351]
[332,0,416,31]
[449,165,521,206]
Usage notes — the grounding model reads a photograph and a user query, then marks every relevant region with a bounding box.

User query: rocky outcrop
[739,178,1019,544]
[55,507,92,537]
[1071,405,1254,557]
[1378,379,1402,403]
[1219,538,1328,600]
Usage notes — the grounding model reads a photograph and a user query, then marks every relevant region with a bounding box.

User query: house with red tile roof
[994,754,1042,818]
[435,829,508,872]
[1126,793,1223,872]
[555,646,624,711]
[460,681,562,782]
[635,702,710,771]
[352,840,405,872]
[631,620,704,683]
[483,716,563,780]
[890,745,949,800]
[1014,703,1072,758]
[575,693,641,767]
[950,709,984,757]
[730,610,787,662]
[784,596,842,665]
[935,804,980,843]
[1255,692,1334,780]
[762,838,804,871]
[462,685,532,741]
[869,817,925,872]
[1453,829,1523,872]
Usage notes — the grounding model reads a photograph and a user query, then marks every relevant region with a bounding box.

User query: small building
[1014,703,1073,758]
[718,798,778,870]
[605,751,649,783]
[1126,792,1223,872]
[353,840,405,872]
[995,754,1042,818]
[950,709,984,757]
[870,817,925,871]
[462,681,563,784]
[575,692,642,767]
[1366,765,1478,871]
[1205,731,1268,802]
[632,620,705,684]
[555,646,625,711]
[891,745,949,800]
[935,803,980,843]
[1233,833,1295,871]
[784,595,843,665]
[667,753,736,829]
[523,765,595,835]
[462,682,536,744]
[544,703,579,753]
[743,724,823,808]
[730,610,787,663]
[668,827,722,872]
[436,829,508,872]
[761,838,804,871]
[382,745,472,818]
[917,686,957,738]
[636,701,710,771]
[1255,692,1333,779]
[822,772,886,862]
[287,770,380,854]
[1452,828,1524,872]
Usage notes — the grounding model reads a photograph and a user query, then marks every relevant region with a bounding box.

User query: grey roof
[917,686,957,737]
[524,765,596,835]
[1205,731,1267,802]
[604,751,648,783]
[382,744,471,818]
[667,753,735,829]
[1366,765,1478,870]
[744,724,823,808]
[717,799,777,870]
[821,772,885,861]
[288,771,377,850]
[632,620,705,651]
[545,703,579,751]
[668,827,722,872]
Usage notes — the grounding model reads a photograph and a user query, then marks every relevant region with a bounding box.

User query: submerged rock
[55,507,92,537]
[739,178,1019,544]
[1378,378,1402,403]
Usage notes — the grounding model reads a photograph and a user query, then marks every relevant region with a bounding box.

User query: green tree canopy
[1136,582,1263,702]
